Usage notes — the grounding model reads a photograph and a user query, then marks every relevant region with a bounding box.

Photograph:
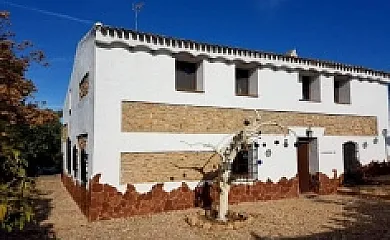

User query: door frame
[296,137,319,193]
[342,141,360,185]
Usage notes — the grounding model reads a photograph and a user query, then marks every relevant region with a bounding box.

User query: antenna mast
[132,2,144,31]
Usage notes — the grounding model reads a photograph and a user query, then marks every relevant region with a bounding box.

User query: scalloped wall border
[92,24,390,82]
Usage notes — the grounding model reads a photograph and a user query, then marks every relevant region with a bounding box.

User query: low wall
[62,172,341,221]
[361,161,390,177]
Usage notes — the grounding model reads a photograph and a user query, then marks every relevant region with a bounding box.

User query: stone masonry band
[121,101,377,136]
[121,152,220,184]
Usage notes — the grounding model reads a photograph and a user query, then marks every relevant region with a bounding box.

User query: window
[301,76,311,100]
[79,73,89,99]
[235,67,258,97]
[236,69,249,95]
[72,145,78,178]
[300,74,320,102]
[66,138,71,174]
[334,76,351,104]
[78,134,88,185]
[231,144,258,181]
[80,149,88,185]
[232,150,249,175]
[62,124,68,141]
[175,60,203,92]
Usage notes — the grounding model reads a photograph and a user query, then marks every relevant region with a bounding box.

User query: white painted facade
[63,24,390,193]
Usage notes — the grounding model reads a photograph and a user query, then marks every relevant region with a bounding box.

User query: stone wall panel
[122,101,377,136]
[121,152,221,184]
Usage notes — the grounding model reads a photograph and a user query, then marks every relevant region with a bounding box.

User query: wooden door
[343,142,359,184]
[297,141,310,193]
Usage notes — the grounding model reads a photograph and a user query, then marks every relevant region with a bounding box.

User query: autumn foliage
[0,11,55,126]
[0,11,58,231]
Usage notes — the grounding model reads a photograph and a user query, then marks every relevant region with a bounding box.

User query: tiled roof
[95,24,390,80]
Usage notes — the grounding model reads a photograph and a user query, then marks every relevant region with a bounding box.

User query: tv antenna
[132,2,144,31]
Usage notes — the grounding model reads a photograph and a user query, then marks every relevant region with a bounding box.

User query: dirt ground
[2,175,390,240]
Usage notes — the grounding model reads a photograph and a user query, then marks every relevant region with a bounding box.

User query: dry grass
[2,175,390,240]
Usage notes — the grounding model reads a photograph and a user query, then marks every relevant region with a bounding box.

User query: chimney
[286,49,298,57]
[94,22,103,29]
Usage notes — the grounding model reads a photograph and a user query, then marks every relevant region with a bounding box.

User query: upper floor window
[79,72,89,99]
[300,73,320,102]
[334,76,351,104]
[175,60,203,92]
[235,66,258,97]
[236,68,249,95]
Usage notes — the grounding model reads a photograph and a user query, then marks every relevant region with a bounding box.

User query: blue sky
[2,0,390,110]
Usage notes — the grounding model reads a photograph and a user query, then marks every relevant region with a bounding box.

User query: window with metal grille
[232,150,249,175]
[230,144,259,181]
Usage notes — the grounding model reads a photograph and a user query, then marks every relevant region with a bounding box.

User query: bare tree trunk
[217,166,230,222]
[179,114,290,223]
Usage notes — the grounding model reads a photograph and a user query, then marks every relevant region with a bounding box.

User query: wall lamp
[306,126,313,138]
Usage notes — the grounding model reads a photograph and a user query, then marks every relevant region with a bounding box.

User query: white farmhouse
[62,23,389,221]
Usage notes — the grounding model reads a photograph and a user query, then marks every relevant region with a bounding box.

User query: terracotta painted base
[61,173,341,221]
[61,174,90,216]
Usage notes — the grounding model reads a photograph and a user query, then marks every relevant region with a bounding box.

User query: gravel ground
[2,175,390,240]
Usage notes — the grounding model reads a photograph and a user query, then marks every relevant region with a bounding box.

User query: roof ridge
[94,23,390,78]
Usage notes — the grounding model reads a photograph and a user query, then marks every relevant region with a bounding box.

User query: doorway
[80,149,88,185]
[343,141,360,185]
[72,145,78,178]
[66,138,71,174]
[297,138,319,193]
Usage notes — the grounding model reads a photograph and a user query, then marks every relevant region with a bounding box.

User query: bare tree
[178,111,293,222]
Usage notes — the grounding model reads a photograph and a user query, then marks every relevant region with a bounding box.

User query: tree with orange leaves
[0,11,57,231]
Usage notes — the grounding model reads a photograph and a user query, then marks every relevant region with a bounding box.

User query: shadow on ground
[250,196,390,240]
[0,189,56,240]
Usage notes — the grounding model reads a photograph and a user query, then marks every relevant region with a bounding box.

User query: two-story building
[62,23,390,221]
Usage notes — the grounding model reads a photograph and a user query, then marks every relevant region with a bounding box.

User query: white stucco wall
[65,27,389,192]
[62,32,95,183]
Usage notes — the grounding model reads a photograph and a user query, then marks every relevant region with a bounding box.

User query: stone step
[337,186,390,200]
[300,192,319,199]
[367,175,390,185]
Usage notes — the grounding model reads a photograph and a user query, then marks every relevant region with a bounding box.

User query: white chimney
[94,22,103,28]
[286,49,298,57]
